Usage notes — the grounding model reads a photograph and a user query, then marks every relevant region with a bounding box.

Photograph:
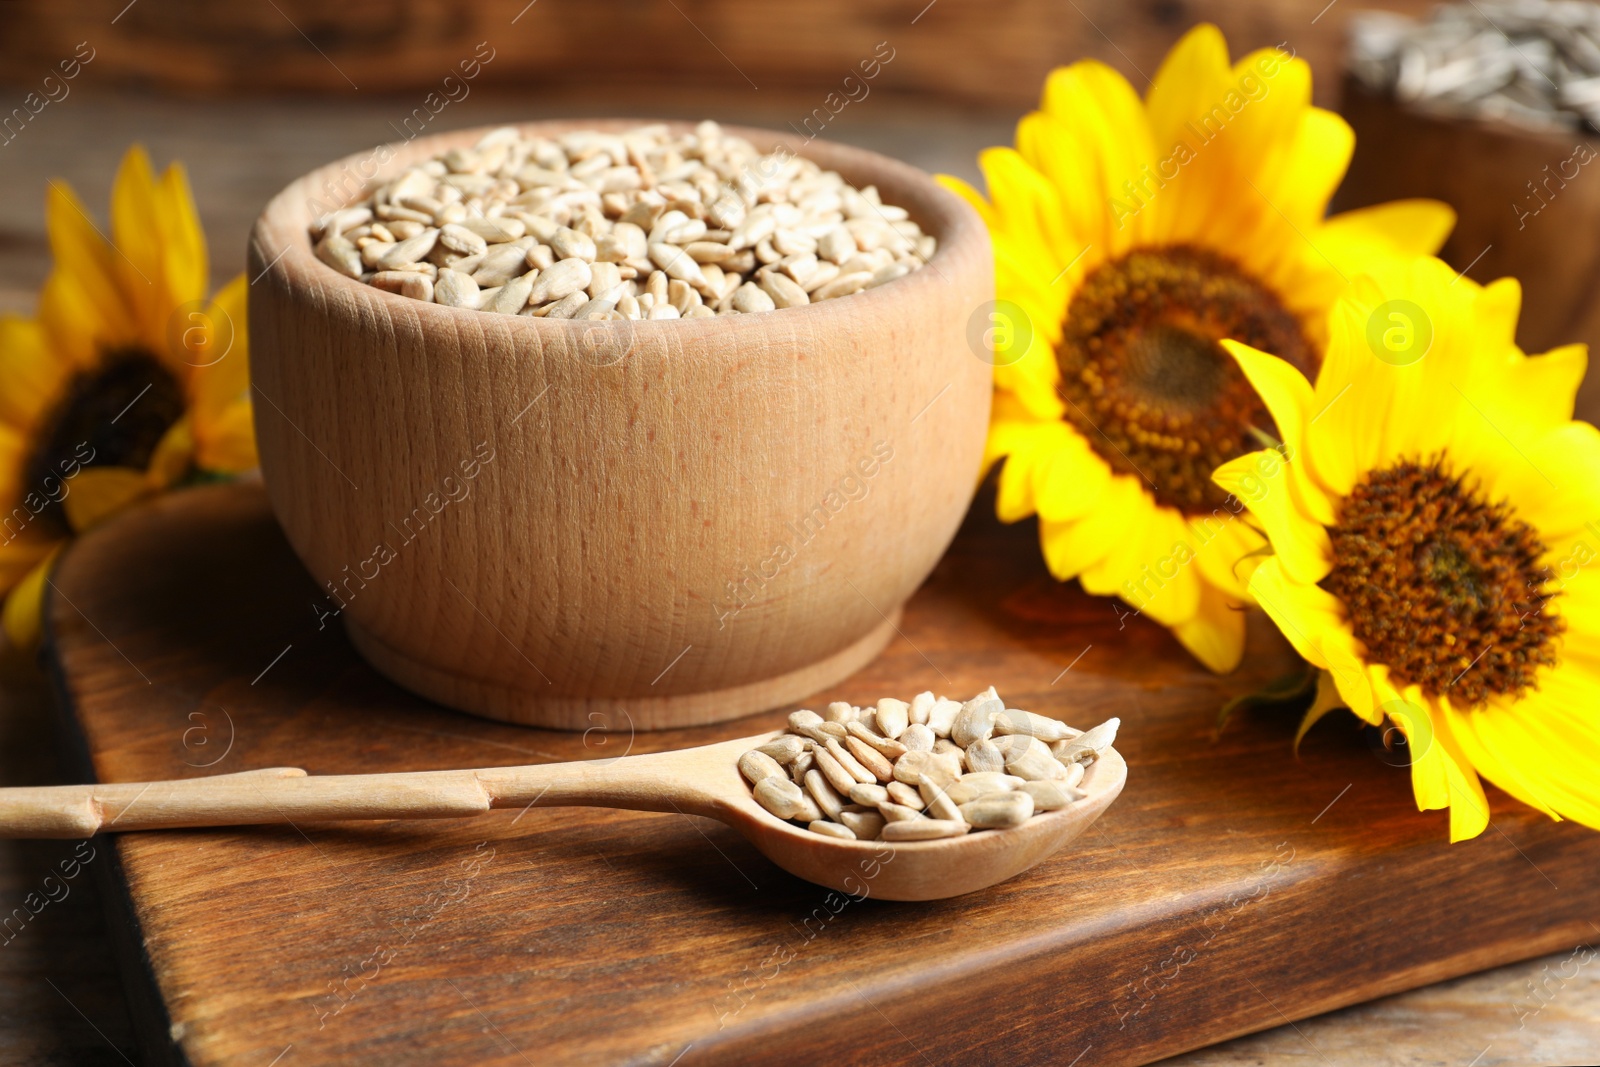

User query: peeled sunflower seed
[483,273,535,315]
[928,698,962,738]
[738,750,785,785]
[804,770,846,821]
[886,781,924,809]
[1058,718,1121,765]
[882,819,970,841]
[788,709,823,731]
[756,735,808,763]
[875,698,911,740]
[899,723,935,752]
[754,776,814,820]
[371,271,433,303]
[744,691,1120,840]
[790,717,846,744]
[878,801,927,823]
[844,736,896,782]
[824,738,878,784]
[1021,780,1081,811]
[845,721,907,761]
[959,791,1035,829]
[434,268,480,308]
[848,782,890,807]
[992,709,1078,743]
[439,223,489,257]
[315,235,363,278]
[1002,736,1065,782]
[377,228,439,270]
[893,749,960,787]
[918,776,964,822]
[965,739,1005,775]
[823,701,858,724]
[840,811,886,839]
[952,690,1002,747]
[811,745,859,796]
[527,258,592,304]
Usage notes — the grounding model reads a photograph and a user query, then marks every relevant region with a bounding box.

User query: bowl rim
[249,117,990,344]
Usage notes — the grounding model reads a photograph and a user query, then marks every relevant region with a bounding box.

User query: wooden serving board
[43,483,1600,1067]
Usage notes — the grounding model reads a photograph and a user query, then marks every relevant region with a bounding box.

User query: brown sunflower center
[23,352,185,537]
[1322,458,1561,708]
[1056,245,1316,513]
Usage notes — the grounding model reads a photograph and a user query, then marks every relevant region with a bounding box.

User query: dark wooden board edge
[42,595,190,1067]
[677,839,1598,1066]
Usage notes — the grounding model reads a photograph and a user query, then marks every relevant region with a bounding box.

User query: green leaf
[1215,661,1317,737]
[183,468,242,487]
[1246,425,1284,451]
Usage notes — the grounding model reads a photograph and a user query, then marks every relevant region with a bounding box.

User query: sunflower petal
[61,467,150,533]
[3,547,61,651]
[1319,199,1456,277]
[1170,580,1246,674]
[43,181,135,366]
[1221,340,1311,453]
[1144,24,1234,158]
[1039,60,1154,251]
[1214,449,1331,585]
[1246,556,1354,669]
[1294,670,1348,755]
[187,274,250,426]
[1039,473,1145,581]
[0,316,73,434]
[934,175,996,229]
[0,537,58,596]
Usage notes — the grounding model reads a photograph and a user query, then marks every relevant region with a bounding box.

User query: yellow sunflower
[1215,255,1598,841]
[937,24,1454,672]
[0,145,256,649]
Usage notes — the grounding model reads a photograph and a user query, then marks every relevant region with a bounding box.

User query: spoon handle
[0,742,743,839]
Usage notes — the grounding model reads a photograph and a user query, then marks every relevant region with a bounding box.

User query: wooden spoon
[0,733,1126,901]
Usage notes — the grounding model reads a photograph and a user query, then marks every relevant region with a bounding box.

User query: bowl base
[344,611,901,731]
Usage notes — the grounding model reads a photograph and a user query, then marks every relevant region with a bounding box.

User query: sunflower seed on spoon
[744,691,1123,840]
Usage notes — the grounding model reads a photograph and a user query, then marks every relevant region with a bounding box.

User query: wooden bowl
[246,120,993,730]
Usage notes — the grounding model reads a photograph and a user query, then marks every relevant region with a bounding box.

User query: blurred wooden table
[0,92,1595,1066]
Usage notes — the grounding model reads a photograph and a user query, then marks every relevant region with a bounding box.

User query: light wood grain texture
[40,481,1600,1066]
[248,119,993,730]
[0,731,1126,901]
[1159,941,1600,1066]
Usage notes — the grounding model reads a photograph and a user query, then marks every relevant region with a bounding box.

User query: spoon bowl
[0,732,1126,901]
[682,735,1127,900]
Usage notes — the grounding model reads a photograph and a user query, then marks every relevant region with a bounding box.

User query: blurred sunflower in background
[1216,256,1599,841]
[939,24,1454,672]
[0,146,256,650]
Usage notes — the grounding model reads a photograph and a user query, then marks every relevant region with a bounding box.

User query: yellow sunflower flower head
[937,24,1454,673]
[1216,254,1597,842]
[0,145,257,649]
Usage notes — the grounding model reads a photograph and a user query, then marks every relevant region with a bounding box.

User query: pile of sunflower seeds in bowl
[740,688,1120,841]
[1349,0,1600,132]
[310,122,936,318]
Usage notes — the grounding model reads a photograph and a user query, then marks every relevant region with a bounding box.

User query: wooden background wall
[0,0,1427,107]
